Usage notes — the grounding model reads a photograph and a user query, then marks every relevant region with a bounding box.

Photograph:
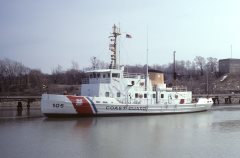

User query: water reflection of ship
[74,118,96,128]
[43,117,96,128]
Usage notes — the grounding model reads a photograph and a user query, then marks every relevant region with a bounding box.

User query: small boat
[41,25,213,117]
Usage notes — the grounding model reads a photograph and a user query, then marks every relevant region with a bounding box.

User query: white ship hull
[41,94,213,117]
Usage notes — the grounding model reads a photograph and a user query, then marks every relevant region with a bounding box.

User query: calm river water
[1,105,240,158]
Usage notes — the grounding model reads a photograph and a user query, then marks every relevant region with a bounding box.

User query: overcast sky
[1,0,240,73]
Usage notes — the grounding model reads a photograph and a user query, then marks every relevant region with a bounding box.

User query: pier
[0,96,41,109]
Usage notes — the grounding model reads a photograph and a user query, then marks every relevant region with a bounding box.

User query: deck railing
[82,78,111,84]
[123,72,145,79]
[172,86,187,92]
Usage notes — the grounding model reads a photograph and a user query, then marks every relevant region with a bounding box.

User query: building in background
[219,58,240,75]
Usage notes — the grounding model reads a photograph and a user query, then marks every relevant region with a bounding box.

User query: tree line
[0,56,219,95]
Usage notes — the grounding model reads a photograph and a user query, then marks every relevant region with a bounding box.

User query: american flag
[126,34,132,38]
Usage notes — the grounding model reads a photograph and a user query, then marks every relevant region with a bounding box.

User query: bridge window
[103,74,106,78]
[117,92,121,97]
[112,73,120,78]
[161,94,164,98]
[108,73,110,78]
[144,94,147,98]
[135,93,139,98]
[105,92,110,97]
[97,73,100,78]
[153,94,156,98]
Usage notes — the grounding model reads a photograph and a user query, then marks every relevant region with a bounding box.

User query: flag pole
[145,26,149,91]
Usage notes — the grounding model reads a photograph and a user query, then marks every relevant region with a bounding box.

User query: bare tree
[28,69,43,88]
[51,65,65,84]
[89,56,108,70]
[52,65,63,74]
[194,56,206,76]
[206,57,218,73]
[0,58,31,94]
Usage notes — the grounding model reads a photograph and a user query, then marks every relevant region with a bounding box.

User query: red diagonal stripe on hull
[67,96,93,115]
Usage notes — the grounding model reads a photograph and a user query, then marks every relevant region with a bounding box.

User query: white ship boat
[41,25,213,117]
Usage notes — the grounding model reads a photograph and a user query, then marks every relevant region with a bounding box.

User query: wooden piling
[17,101,23,110]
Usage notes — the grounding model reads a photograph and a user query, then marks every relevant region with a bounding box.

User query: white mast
[109,24,121,69]
[173,51,176,87]
[145,26,149,91]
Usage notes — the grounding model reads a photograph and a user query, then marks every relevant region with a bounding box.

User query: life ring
[175,94,178,99]
[139,94,143,98]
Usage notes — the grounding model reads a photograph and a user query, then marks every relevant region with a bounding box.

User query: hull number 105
[53,103,64,108]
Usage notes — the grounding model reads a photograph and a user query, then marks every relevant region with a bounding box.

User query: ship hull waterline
[41,94,213,117]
